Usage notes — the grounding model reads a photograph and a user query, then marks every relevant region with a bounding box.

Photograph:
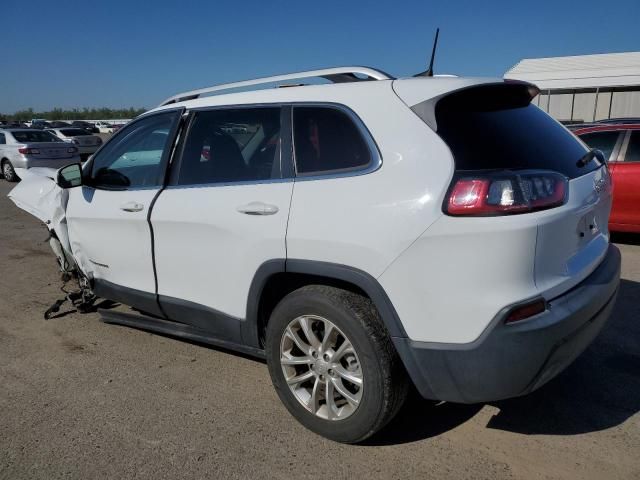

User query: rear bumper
[25,156,80,169]
[77,145,99,155]
[394,244,621,404]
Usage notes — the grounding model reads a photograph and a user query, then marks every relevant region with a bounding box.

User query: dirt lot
[0,180,638,480]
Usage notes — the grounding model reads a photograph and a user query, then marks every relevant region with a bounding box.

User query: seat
[179,124,247,185]
[208,131,247,182]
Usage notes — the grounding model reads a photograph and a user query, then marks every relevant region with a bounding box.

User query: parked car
[30,119,51,129]
[49,121,72,128]
[8,67,620,443]
[71,120,100,134]
[94,121,114,133]
[0,128,80,181]
[596,117,640,125]
[46,127,102,159]
[0,121,28,128]
[574,123,640,233]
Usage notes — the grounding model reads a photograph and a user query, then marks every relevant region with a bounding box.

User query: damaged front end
[8,168,77,276]
[8,168,95,318]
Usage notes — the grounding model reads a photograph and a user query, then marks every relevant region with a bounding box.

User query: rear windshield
[11,130,61,143]
[60,128,91,136]
[422,84,599,178]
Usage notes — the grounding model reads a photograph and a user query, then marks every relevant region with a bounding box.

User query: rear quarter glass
[417,84,600,179]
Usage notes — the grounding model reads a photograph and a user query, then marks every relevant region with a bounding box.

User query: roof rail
[159,66,394,106]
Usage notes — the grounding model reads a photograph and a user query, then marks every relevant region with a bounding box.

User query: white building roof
[504,52,640,90]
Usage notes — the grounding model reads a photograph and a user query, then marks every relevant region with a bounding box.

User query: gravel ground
[0,180,638,479]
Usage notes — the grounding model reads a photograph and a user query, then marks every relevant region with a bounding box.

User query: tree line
[1,107,147,121]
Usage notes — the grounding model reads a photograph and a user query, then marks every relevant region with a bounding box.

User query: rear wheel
[265,285,408,443]
[2,160,19,182]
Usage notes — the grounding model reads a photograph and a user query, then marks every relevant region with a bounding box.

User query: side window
[293,106,372,175]
[578,131,621,162]
[0,133,5,145]
[89,111,180,189]
[624,131,640,162]
[176,107,281,186]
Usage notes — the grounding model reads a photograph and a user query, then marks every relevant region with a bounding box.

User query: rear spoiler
[408,80,540,131]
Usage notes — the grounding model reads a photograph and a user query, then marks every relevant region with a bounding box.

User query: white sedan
[94,121,114,134]
[46,128,103,159]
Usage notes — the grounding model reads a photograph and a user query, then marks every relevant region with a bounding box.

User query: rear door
[151,106,292,343]
[610,130,640,228]
[65,109,182,314]
[576,129,625,227]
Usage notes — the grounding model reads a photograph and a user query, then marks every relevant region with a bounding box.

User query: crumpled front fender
[7,168,75,271]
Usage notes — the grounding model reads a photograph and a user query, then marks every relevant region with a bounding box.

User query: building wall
[610,91,640,118]
[571,92,597,122]
[535,87,640,123]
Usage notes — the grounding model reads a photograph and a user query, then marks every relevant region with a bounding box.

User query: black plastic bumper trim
[394,244,621,404]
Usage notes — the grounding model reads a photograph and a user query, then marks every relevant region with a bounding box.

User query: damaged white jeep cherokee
[9,67,621,443]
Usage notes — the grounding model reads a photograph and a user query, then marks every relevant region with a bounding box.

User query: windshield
[11,130,62,143]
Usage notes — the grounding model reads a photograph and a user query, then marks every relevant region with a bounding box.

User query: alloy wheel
[280,315,363,420]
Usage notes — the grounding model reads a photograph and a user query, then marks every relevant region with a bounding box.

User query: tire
[265,285,408,443]
[2,160,19,182]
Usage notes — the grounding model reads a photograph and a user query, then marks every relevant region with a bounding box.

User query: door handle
[120,201,145,212]
[236,202,279,216]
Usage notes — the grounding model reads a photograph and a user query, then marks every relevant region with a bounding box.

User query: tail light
[18,147,39,155]
[446,170,567,216]
[505,297,547,323]
[67,147,78,154]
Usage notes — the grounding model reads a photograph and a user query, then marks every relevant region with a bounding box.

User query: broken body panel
[8,168,77,274]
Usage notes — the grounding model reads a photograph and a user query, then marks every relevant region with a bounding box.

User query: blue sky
[2,0,638,113]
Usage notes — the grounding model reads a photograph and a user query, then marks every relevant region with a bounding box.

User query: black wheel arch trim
[241,258,286,348]
[242,258,408,348]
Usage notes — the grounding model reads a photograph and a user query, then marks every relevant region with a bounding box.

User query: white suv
[9,67,621,443]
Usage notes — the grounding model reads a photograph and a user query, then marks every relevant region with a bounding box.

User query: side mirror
[593,149,607,165]
[56,163,83,189]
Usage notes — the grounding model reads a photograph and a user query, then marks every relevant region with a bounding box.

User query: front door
[66,110,182,314]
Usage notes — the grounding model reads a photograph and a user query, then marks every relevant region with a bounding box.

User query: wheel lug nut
[323,354,330,361]
[311,351,317,358]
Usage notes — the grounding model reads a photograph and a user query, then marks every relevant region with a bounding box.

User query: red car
[573,124,640,233]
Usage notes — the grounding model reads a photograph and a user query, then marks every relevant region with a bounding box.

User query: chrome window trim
[166,102,382,190]
[165,177,294,190]
[616,130,632,162]
[609,130,627,163]
[80,184,162,193]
